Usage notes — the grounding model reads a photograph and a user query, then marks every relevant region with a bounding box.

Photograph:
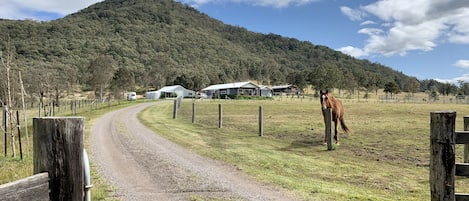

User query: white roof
[271,85,295,89]
[147,85,194,93]
[158,85,184,92]
[202,82,259,91]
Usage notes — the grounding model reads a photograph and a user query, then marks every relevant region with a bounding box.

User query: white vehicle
[127,92,137,101]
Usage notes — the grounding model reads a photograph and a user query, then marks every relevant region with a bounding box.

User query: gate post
[464,116,469,163]
[33,117,84,201]
[430,111,456,201]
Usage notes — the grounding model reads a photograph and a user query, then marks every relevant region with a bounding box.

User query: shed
[271,85,298,95]
[202,81,260,98]
[259,85,273,97]
[145,85,195,100]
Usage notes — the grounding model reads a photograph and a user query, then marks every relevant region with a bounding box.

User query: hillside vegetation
[0,0,451,107]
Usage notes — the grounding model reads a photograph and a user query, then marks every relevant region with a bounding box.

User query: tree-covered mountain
[0,0,443,104]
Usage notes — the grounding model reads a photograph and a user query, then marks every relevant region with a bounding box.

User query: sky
[1,0,469,83]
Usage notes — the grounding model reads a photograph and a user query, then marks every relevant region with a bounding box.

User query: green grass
[139,98,469,201]
[3,95,469,200]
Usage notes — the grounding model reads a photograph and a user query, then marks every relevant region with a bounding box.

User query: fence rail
[0,173,49,201]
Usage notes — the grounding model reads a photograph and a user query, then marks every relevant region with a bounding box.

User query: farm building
[145,85,195,99]
[259,85,273,97]
[202,81,263,98]
[271,85,298,95]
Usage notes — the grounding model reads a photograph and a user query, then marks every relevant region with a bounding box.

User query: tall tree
[110,66,135,99]
[404,77,420,96]
[86,55,115,102]
[384,81,401,98]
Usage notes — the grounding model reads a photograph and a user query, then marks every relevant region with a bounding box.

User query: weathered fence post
[259,106,264,136]
[430,111,456,201]
[324,108,333,150]
[192,102,196,124]
[3,105,6,156]
[464,116,469,163]
[218,103,223,128]
[173,99,178,119]
[16,111,22,160]
[33,117,84,201]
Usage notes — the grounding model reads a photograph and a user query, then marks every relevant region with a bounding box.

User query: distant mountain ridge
[0,0,416,98]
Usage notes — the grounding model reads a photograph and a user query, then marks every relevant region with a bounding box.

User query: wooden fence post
[33,117,84,201]
[192,102,196,124]
[323,108,333,150]
[430,111,456,201]
[3,105,6,156]
[173,99,178,119]
[259,106,263,136]
[3,105,6,157]
[218,104,223,128]
[464,116,469,163]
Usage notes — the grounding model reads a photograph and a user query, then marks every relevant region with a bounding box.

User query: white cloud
[360,20,376,26]
[340,6,365,21]
[179,0,319,8]
[0,0,103,20]
[341,0,469,57]
[337,46,367,58]
[454,60,469,68]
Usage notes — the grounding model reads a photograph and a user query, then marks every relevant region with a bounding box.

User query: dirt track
[90,102,301,201]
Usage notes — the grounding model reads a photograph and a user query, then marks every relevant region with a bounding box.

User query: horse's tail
[340,118,352,135]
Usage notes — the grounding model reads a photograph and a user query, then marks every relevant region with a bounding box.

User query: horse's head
[320,90,331,109]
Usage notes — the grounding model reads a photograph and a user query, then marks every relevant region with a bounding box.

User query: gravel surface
[90,102,301,201]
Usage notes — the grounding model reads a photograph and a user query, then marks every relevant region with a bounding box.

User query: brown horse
[320,90,351,144]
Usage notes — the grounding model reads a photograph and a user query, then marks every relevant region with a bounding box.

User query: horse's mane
[325,92,338,108]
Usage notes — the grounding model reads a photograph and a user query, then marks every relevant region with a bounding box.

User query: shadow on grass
[279,139,325,152]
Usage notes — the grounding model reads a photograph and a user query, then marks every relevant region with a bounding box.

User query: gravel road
[90,102,301,201]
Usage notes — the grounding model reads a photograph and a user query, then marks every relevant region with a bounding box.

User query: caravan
[127,92,137,101]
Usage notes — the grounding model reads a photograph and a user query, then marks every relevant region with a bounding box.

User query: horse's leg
[334,119,339,144]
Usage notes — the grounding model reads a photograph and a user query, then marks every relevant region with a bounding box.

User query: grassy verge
[0,100,142,200]
[139,99,469,201]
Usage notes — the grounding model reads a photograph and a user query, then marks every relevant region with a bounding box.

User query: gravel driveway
[90,102,301,201]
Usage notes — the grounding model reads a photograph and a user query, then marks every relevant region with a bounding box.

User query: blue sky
[1,0,469,83]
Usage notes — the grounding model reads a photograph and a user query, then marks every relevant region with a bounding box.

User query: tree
[110,66,135,99]
[286,71,308,92]
[404,77,420,96]
[383,81,400,98]
[438,82,457,96]
[458,81,469,96]
[310,62,342,91]
[86,55,115,102]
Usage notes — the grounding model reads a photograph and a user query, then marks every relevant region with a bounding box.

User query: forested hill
[0,0,419,99]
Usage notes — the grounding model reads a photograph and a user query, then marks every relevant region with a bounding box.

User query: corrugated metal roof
[202,82,258,91]
[271,85,295,89]
[158,85,183,92]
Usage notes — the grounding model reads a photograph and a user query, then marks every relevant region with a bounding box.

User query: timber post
[464,116,469,163]
[430,111,456,201]
[218,103,223,128]
[3,105,6,156]
[173,99,178,119]
[259,106,263,136]
[192,102,196,124]
[33,117,84,201]
[324,108,333,150]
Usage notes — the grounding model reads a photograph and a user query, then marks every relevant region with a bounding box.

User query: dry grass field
[139,94,469,201]
[2,90,469,200]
